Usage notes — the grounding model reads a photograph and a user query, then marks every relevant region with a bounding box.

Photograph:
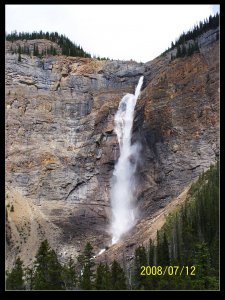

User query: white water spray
[110,76,144,245]
[98,248,106,256]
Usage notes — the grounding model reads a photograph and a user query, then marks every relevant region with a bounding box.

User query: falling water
[110,76,144,245]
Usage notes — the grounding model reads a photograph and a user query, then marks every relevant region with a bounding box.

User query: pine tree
[181,45,186,57]
[33,43,40,56]
[146,239,158,290]
[6,257,25,290]
[193,242,211,279]
[156,230,161,265]
[77,242,95,290]
[61,257,77,290]
[190,242,218,289]
[148,239,155,264]
[187,43,193,56]
[110,260,127,290]
[133,246,147,289]
[175,214,182,264]
[102,263,111,289]
[50,45,53,55]
[176,45,181,58]
[95,263,104,290]
[194,41,200,53]
[160,233,170,265]
[33,240,64,290]
[95,262,111,290]
[18,44,21,55]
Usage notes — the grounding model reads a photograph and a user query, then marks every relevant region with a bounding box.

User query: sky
[5,4,220,63]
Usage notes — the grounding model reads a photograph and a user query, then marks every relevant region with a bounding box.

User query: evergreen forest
[6,161,219,290]
[163,13,219,60]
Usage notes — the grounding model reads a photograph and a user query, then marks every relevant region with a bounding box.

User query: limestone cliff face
[134,28,219,217]
[5,28,219,267]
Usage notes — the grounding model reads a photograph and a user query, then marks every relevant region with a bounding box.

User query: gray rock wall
[5,30,219,258]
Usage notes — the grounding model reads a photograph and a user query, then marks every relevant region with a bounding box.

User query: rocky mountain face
[5,38,62,55]
[5,28,219,268]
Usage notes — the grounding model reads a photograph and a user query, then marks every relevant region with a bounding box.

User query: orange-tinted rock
[5,27,219,265]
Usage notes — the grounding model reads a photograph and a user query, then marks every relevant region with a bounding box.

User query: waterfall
[110,76,144,245]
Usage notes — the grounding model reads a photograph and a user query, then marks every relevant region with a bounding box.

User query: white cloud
[5,4,217,62]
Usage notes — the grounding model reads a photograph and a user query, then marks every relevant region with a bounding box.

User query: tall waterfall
[110,76,144,245]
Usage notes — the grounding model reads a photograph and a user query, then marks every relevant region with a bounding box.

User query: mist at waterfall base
[110,76,144,245]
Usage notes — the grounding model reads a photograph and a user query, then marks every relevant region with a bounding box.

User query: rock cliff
[5,27,219,267]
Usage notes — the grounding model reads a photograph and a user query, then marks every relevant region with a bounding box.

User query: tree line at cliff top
[6,13,219,62]
[6,161,219,290]
[163,12,219,60]
[6,30,110,60]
